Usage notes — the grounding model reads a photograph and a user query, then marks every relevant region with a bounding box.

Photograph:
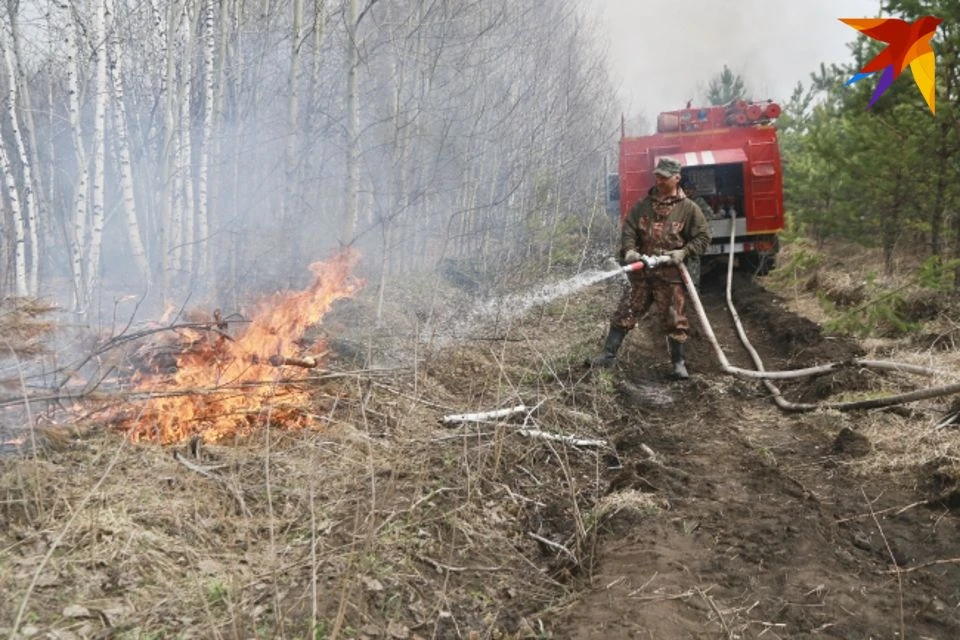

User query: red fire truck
[607,100,785,275]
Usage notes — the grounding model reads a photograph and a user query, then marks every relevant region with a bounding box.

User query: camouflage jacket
[619,189,712,280]
[620,190,711,259]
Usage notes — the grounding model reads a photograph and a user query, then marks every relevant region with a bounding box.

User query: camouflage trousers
[610,274,690,343]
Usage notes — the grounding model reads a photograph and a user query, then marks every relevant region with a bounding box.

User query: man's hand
[666,248,687,264]
[624,249,641,263]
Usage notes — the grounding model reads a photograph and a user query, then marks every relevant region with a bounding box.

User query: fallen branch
[513,426,607,448]
[440,404,530,425]
[934,409,960,430]
[264,355,320,369]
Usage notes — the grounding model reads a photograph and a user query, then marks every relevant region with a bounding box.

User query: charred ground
[1,246,959,640]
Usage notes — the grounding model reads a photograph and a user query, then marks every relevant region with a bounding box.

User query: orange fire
[124,250,361,444]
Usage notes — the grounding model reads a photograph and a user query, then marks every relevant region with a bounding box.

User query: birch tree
[0,119,26,295]
[64,0,89,310]
[0,18,38,295]
[105,0,151,287]
[195,0,216,287]
[85,0,108,303]
[283,0,303,224]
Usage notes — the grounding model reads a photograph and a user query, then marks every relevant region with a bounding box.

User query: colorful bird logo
[840,16,942,115]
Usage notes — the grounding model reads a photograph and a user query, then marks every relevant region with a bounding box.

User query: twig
[375,487,455,534]
[516,465,542,486]
[172,451,229,478]
[368,380,458,412]
[756,621,789,636]
[626,571,659,596]
[697,587,734,639]
[835,500,927,524]
[934,409,960,430]
[629,588,697,602]
[265,355,319,369]
[883,557,960,574]
[55,320,241,391]
[172,451,249,516]
[862,487,905,639]
[528,531,577,563]
[417,555,503,574]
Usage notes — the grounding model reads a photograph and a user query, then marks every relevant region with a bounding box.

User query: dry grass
[3,236,960,638]
[0,275,634,640]
[763,240,960,492]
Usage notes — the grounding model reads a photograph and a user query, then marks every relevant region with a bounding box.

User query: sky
[581,0,885,128]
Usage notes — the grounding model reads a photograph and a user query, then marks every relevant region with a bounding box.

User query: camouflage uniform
[611,160,711,344]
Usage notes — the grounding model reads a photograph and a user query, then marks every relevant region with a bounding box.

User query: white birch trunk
[146,0,166,150]
[196,0,215,286]
[176,5,195,280]
[162,0,181,290]
[65,2,89,310]
[0,126,27,295]
[283,0,303,224]
[341,0,359,245]
[311,0,326,93]
[86,0,108,303]
[1,17,39,295]
[105,0,151,287]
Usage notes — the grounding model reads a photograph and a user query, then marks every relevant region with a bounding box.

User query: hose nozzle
[620,254,673,273]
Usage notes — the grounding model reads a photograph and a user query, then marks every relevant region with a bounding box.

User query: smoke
[582,0,883,125]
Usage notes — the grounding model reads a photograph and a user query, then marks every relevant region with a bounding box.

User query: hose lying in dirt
[680,216,960,412]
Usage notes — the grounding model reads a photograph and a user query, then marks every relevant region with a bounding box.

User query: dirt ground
[2,249,960,640]
[561,268,960,640]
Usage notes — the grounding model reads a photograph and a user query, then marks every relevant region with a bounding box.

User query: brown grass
[0,276,633,639]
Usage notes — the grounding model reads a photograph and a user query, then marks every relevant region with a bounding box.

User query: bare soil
[2,251,960,640]
[561,269,960,639]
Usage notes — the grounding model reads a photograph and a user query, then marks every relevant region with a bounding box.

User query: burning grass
[0,267,636,639]
[115,251,362,445]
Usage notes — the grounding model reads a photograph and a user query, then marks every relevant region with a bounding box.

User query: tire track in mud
[561,272,960,639]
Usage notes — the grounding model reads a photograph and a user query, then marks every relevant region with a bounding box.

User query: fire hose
[621,232,960,412]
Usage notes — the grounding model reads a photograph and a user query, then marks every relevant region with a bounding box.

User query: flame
[124,250,361,444]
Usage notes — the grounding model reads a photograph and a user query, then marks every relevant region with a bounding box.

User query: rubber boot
[588,326,627,368]
[668,338,689,380]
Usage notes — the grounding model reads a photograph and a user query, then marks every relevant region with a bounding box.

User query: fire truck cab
[607,100,785,275]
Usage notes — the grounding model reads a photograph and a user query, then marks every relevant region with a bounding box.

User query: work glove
[666,248,687,265]
[624,249,641,264]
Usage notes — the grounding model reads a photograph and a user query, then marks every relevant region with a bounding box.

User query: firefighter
[589,157,711,379]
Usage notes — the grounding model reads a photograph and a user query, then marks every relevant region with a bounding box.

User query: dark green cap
[654,157,682,177]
